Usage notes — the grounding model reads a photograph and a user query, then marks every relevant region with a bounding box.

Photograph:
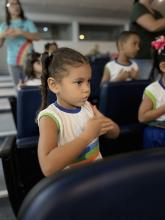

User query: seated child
[138,36,165,148]
[18,51,42,87]
[37,48,120,176]
[101,31,140,83]
[44,41,58,55]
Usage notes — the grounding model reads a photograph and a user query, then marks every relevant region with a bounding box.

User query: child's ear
[47,77,60,94]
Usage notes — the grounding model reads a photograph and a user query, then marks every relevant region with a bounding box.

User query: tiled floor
[0,75,17,219]
[0,145,16,220]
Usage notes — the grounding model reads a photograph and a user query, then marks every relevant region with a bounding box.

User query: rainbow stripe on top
[16,40,32,66]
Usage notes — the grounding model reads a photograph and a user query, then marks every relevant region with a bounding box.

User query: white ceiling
[0,0,165,20]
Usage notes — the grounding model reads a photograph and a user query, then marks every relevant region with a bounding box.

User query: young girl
[17,51,42,87]
[23,51,42,86]
[138,36,165,148]
[38,48,120,176]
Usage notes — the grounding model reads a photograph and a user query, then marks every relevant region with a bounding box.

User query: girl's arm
[92,105,120,139]
[20,30,40,41]
[0,38,5,47]
[138,95,165,123]
[101,67,110,83]
[0,31,7,47]
[5,28,40,41]
[136,14,165,32]
[38,114,113,176]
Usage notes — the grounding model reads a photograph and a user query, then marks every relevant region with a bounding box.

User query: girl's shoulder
[144,81,161,97]
[37,103,61,130]
[145,81,160,90]
[38,103,57,121]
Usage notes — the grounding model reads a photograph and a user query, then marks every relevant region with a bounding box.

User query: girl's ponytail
[40,52,53,110]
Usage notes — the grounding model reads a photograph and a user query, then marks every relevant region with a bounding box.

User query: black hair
[24,51,41,79]
[116,30,139,50]
[133,0,139,4]
[149,48,165,81]
[40,47,89,110]
[5,0,26,26]
[44,42,58,53]
[44,43,50,52]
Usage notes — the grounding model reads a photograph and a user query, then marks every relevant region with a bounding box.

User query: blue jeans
[134,59,152,80]
[8,65,25,86]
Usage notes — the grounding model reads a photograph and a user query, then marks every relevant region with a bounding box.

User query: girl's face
[159,61,165,74]
[33,59,42,75]
[7,0,21,18]
[49,63,91,109]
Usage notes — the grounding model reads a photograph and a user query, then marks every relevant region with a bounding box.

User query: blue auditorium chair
[18,148,165,220]
[0,86,56,215]
[99,80,150,157]
[88,55,110,105]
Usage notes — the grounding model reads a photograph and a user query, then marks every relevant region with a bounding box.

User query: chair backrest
[89,56,110,104]
[16,86,56,147]
[99,80,150,125]
[18,148,165,220]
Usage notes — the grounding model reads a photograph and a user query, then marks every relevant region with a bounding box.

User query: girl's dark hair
[40,47,89,110]
[149,48,165,81]
[5,0,26,26]
[24,51,41,79]
[133,0,139,4]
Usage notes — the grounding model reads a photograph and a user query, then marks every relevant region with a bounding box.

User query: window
[79,24,124,41]
[35,22,72,40]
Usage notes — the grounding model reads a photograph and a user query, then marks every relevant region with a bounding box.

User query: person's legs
[134,59,152,80]
[8,65,25,86]
[143,126,165,148]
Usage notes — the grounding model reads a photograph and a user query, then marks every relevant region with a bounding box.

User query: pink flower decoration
[151,36,165,54]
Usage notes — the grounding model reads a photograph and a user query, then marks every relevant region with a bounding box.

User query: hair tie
[151,36,165,54]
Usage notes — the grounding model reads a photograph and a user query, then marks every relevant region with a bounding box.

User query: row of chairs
[0,79,150,216]
[18,147,165,220]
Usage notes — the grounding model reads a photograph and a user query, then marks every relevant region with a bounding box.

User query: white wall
[0,12,129,74]
[30,12,129,55]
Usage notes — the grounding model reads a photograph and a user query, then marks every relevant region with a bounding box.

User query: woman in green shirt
[130,0,165,79]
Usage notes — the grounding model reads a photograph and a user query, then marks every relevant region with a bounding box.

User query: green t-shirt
[129,3,165,59]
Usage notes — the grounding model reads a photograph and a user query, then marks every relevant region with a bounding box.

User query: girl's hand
[82,106,116,142]
[6,28,22,37]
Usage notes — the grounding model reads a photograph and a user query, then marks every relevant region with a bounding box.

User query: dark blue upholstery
[1,86,56,215]
[88,56,110,105]
[18,148,165,220]
[99,80,150,156]
[16,86,56,147]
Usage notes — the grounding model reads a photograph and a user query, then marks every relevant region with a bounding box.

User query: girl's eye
[75,80,82,85]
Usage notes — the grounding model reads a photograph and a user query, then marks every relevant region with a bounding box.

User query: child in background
[37,48,120,176]
[18,51,42,87]
[44,41,58,54]
[101,31,140,83]
[138,36,165,148]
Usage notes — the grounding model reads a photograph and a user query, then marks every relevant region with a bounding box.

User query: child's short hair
[116,30,139,50]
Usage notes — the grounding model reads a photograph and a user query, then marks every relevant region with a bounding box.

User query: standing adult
[130,0,165,79]
[0,0,40,85]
